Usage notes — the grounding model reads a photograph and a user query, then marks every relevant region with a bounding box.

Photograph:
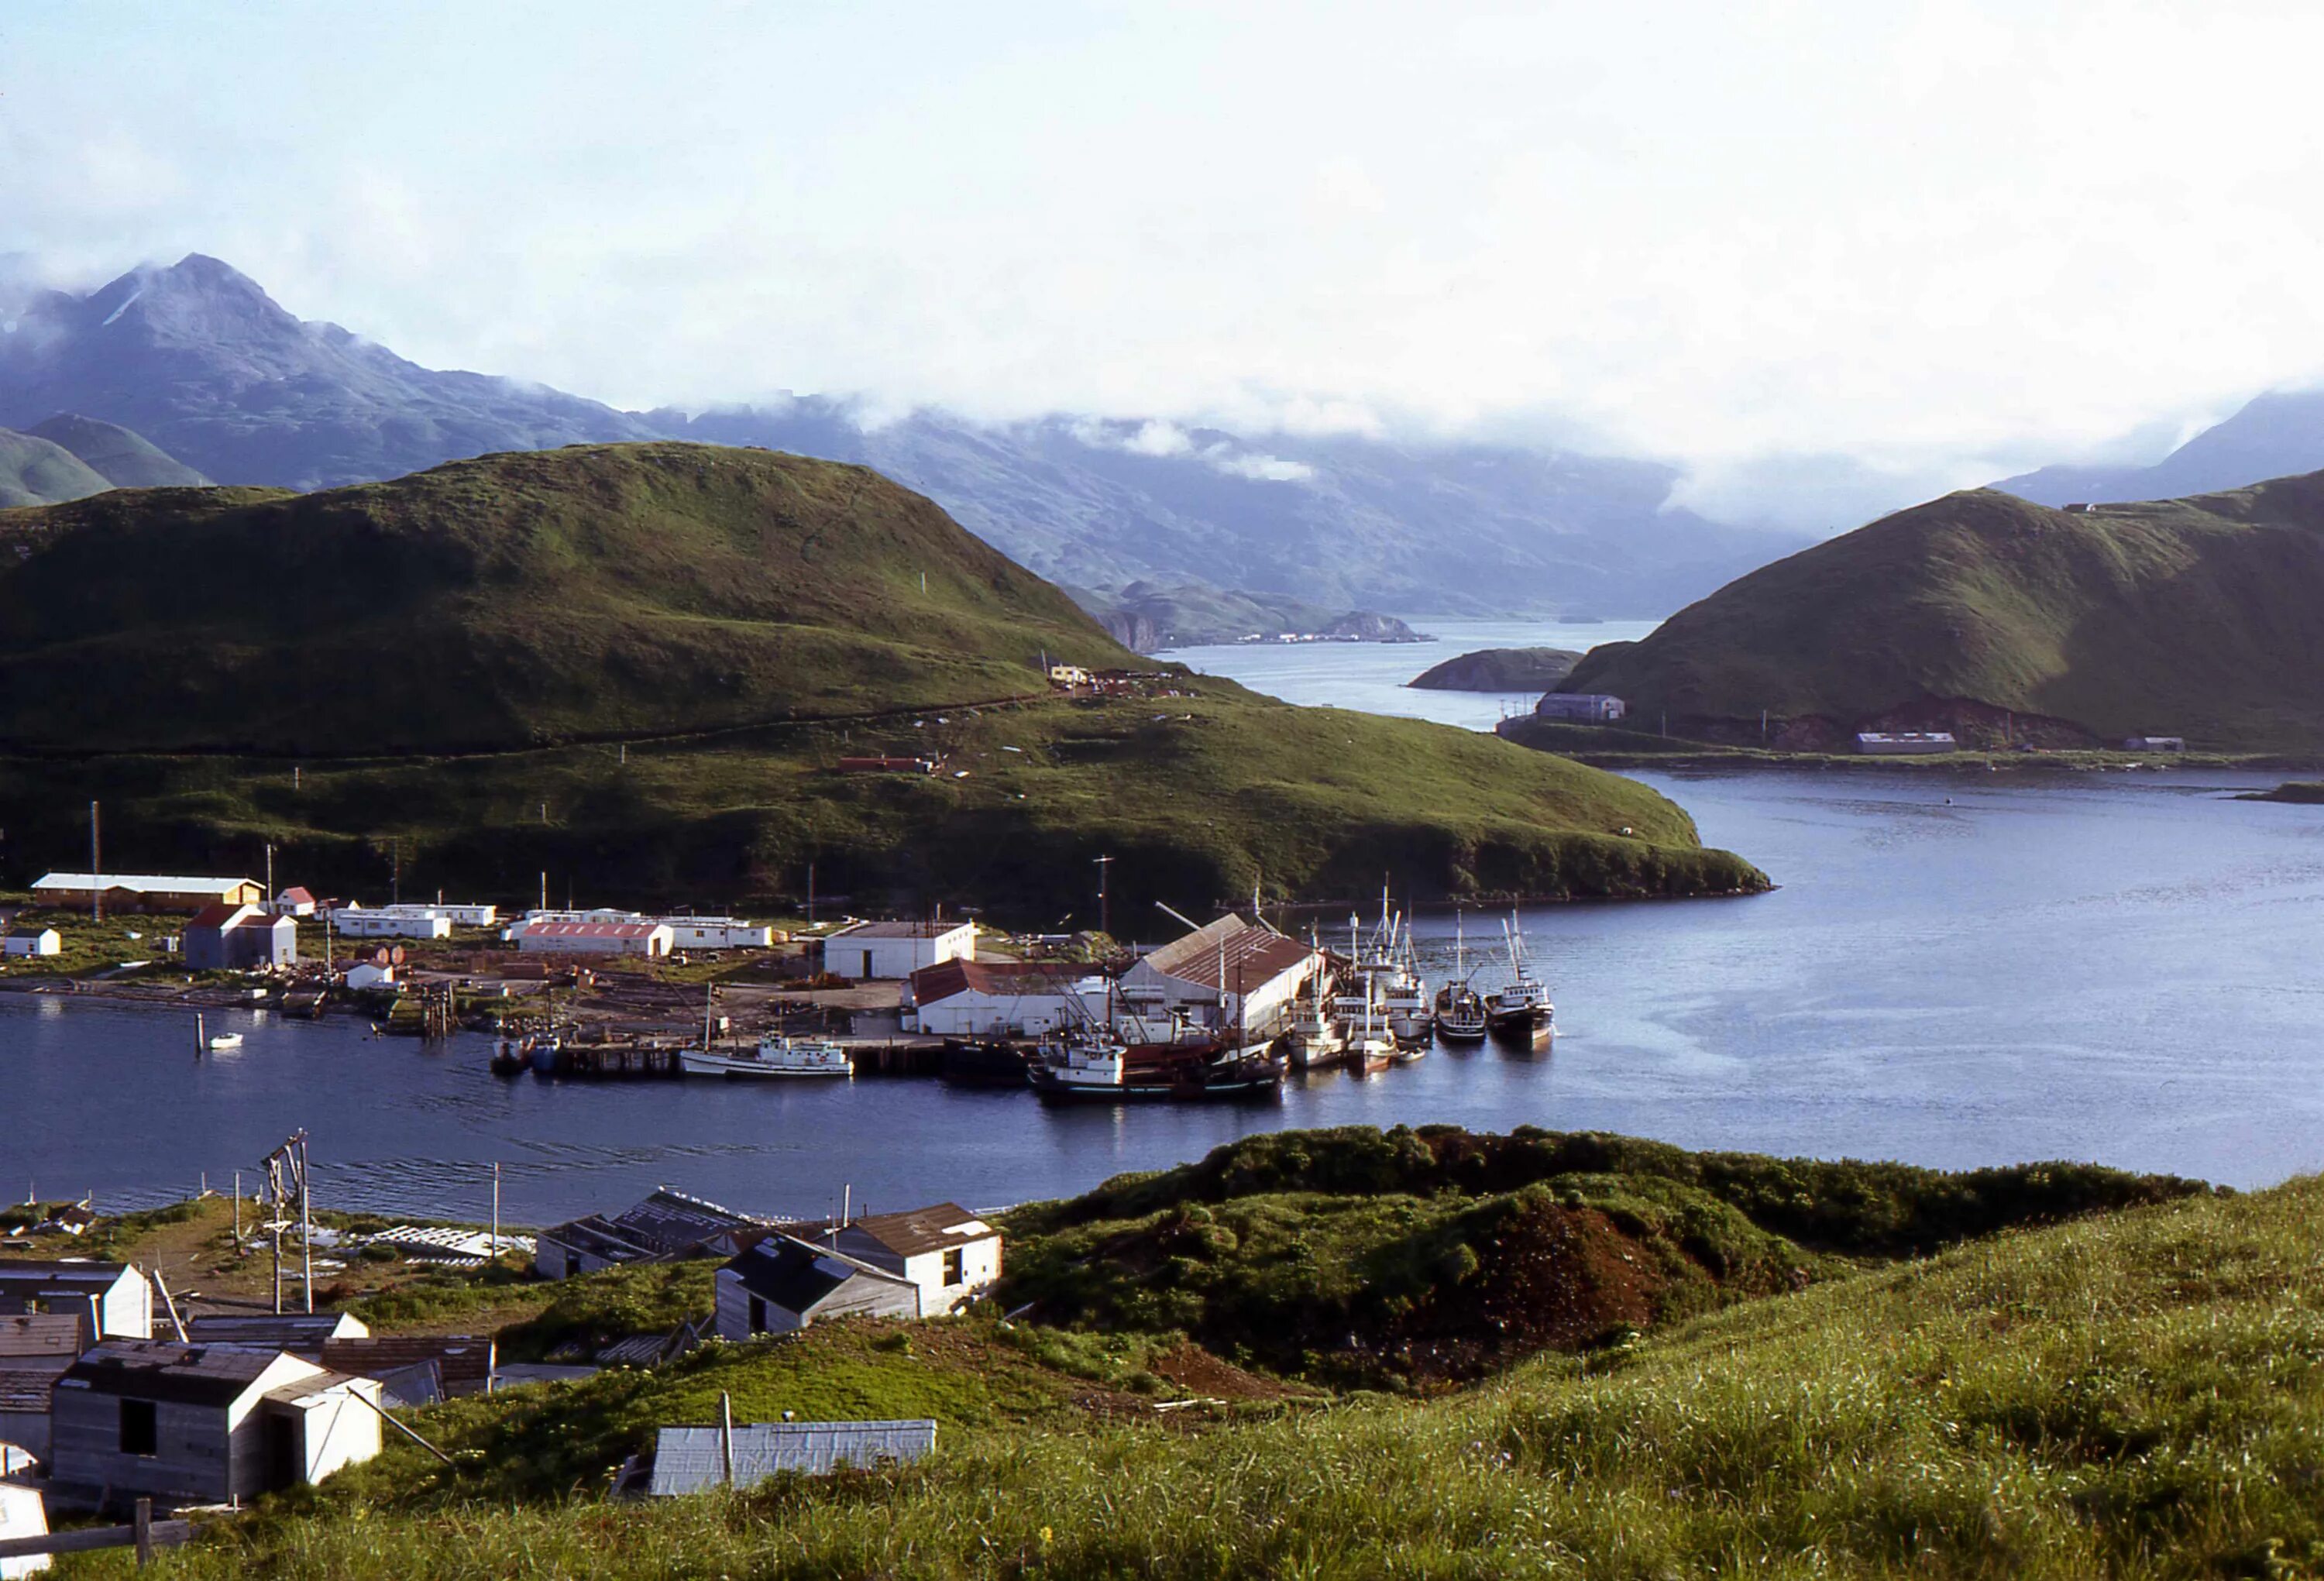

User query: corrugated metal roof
[31,874,256,894]
[833,920,971,940]
[526,921,665,940]
[844,1205,996,1259]
[1140,916,1314,993]
[0,1315,87,1358]
[723,1236,913,1314]
[909,960,1085,1004]
[60,1341,292,1407]
[648,1421,937,1495]
[0,1261,136,1291]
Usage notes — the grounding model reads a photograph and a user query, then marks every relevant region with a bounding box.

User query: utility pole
[390,839,401,906]
[806,861,816,926]
[265,844,274,906]
[491,1162,501,1262]
[539,871,548,915]
[1095,855,1114,940]
[88,802,101,923]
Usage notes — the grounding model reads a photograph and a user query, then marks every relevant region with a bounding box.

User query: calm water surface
[1165,615,1662,729]
[5,768,2318,1223]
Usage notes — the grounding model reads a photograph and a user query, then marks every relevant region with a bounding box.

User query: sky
[7,0,2324,530]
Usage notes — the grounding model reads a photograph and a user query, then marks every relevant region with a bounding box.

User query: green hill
[0,443,1762,912]
[1561,478,2324,751]
[25,411,211,487]
[1408,645,1582,691]
[0,442,1133,754]
[0,427,111,507]
[128,1133,2324,1579]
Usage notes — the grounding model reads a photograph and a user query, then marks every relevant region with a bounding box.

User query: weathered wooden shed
[0,1263,150,1340]
[47,1342,380,1511]
[713,1236,920,1339]
[0,1314,90,1460]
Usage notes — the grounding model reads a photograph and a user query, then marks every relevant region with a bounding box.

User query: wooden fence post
[133,1497,153,1567]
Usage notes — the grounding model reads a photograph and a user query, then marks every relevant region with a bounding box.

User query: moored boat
[1487,912,1555,1044]
[1433,913,1490,1043]
[682,1035,854,1078]
[940,1038,1034,1087]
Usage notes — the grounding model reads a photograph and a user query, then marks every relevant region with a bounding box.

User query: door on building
[263,1410,301,1491]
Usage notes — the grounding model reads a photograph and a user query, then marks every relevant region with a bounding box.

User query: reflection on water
[2,768,2320,1222]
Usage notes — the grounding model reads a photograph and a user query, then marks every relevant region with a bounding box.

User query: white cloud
[6,1,2324,530]
[1122,420,1193,457]
[1203,446,1315,483]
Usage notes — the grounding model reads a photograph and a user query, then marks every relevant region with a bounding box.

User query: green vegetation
[118,1158,2324,1579]
[0,427,110,507]
[0,678,1765,922]
[0,442,1764,917]
[998,1126,2210,1389]
[0,442,1131,755]
[2246,780,2324,803]
[25,413,210,489]
[1564,479,2324,752]
[1407,646,1582,692]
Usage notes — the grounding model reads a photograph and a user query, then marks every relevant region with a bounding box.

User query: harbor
[5,768,2321,1226]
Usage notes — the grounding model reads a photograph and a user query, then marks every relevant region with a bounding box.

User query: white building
[823,1204,1002,1317]
[826,919,976,981]
[344,961,397,992]
[713,1236,920,1339]
[517,920,674,957]
[49,1342,380,1509]
[905,961,1105,1038]
[1855,732,1957,756]
[3,927,60,959]
[329,906,452,940]
[0,1263,150,1340]
[656,916,777,950]
[1531,693,1628,723]
[272,887,319,918]
[423,902,499,927]
[1117,914,1322,1038]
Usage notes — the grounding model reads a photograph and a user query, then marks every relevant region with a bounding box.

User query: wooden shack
[713,1235,920,1339]
[48,1341,380,1511]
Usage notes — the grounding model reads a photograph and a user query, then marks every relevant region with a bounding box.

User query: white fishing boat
[1487,911,1554,1043]
[205,1031,243,1052]
[682,1035,854,1078]
[1284,957,1346,1069]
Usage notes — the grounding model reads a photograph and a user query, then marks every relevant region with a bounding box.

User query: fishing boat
[205,1030,243,1052]
[1487,911,1555,1044]
[1283,961,1346,1069]
[682,1034,854,1078]
[1432,913,1490,1043]
[1029,998,1284,1103]
[939,1038,1035,1087]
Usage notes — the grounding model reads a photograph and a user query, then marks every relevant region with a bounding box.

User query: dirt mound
[1386,1203,1663,1387]
[1149,1342,1301,1401]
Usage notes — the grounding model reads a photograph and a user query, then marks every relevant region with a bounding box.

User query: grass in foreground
[102,1173,2324,1579]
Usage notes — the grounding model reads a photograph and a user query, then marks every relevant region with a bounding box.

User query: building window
[942,1248,964,1287]
[121,1397,158,1456]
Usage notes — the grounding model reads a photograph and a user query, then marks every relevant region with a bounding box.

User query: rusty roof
[909,959,1085,1003]
[842,1204,998,1259]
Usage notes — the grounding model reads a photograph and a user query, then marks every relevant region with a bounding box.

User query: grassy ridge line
[0,687,1767,919]
[156,1177,2323,1578]
[1565,479,2324,751]
[0,444,1138,755]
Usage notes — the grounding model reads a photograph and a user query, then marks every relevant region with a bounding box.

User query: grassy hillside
[0,442,1135,754]
[0,442,1767,911]
[999,1126,2206,1389]
[0,676,1765,917]
[135,1152,2324,1579]
[0,427,110,507]
[1563,478,2324,751]
[26,411,211,486]
[1408,646,1582,691]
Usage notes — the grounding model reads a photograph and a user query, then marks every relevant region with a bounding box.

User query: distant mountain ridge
[0,254,1803,615]
[1997,388,2324,506]
[0,414,205,507]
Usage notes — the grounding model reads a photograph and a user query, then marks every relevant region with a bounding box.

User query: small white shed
[2,929,60,960]
[826,920,976,981]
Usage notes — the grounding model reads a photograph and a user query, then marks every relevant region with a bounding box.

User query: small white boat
[682,1035,853,1078]
[205,1031,244,1052]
